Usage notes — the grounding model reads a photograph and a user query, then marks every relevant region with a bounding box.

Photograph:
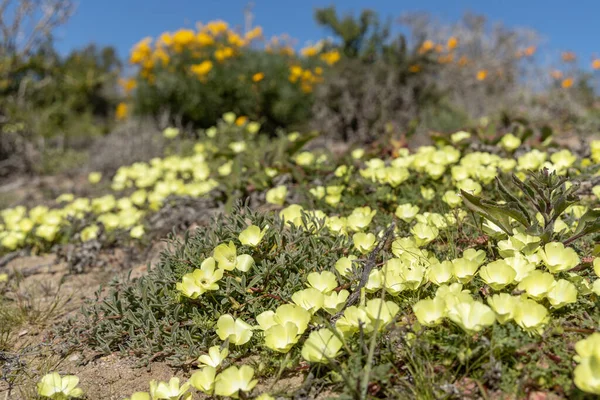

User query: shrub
[127,21,338,132]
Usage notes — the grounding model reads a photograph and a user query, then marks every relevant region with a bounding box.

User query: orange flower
[172,29,196,51]
[252,72,264,82]
[203,20,229,36]
[408,64,421,73]
[115,102,128,120]
[592,59,600,70]
[447,37,458,50]
[227,31,245,47]
[301,46,319,57]
[561,51,576,62]
[314,67,323,75]
[524,46,536,57]
[119,78,137,94]
[561,78,574,88]
[245,26,263,41]
[158,32,173,47]
[214,47,234,62]
[418,40,435,54]
[288,65,303,83]
[279,46,294,57]
[235,116,248,126]
[550,70,563,80]
[438,54,454,64]
[152,48,170,65]
[457,55,469,66]
[320,50,340,65]
[190,60,213,78]
[476,70,488,81]
[129,37,152,64]
[196,32,214,46]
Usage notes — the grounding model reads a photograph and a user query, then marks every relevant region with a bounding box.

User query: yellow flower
[264,322,300,353]
[176,257,223,299]
[575,333,600,361]
[215,314,253,345]
[189,366,216,394]
[411,223,439,247]
[130,225,145,239]
[446,301,496,334]
[353,232,376,254]
[441,191,462,208]
[574,353,600,395]
[294,151,315,166]
[395,203,419,222]
[323,290,349,314]
[306,271,338,294]
[364,298,399,329]
[198,346,228,368]
[239,225,267,247]
[503,254,536,282]
[478,260,516,290]
[115,102,128,120]
[546,279,577,308]
[420,186,435,200]
[427,261,454,285]
[513,298,548,335]
[487,293,518,324]
[80,225,99,242]
[413,297,446,326]
[266,185,287,206]
[252,72,264,82]
[292,288,324,314]
[190,60,213,78]
[347,206,377,231]
[88,171,102,184]
[163,127,180,139]
[214,365,258,398]
[124,392,150,400]
[246,121,261,134]
[256,304,311,334]
[517,270,556,300]
[149,377,191,400]
[335,256,357,277]
[336,306,371,335]
[538,242,580,273]
[301,329,343,363]
[500,133,521,152]
[451,131,471,143]
[476,70,488,81]
[37,373,83,399]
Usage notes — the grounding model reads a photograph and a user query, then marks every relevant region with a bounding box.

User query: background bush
[128,21,336,132]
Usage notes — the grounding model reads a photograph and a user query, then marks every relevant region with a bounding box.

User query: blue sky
[54,0,599,67]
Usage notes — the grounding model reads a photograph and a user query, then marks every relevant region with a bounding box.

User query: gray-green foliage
[67,205,349,366]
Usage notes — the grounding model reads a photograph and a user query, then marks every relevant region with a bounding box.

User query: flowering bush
[126,21,338,131]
